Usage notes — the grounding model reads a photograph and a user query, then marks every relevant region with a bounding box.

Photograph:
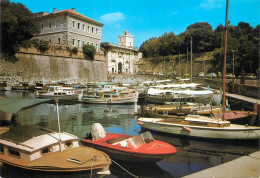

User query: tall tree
[1,0,40,62]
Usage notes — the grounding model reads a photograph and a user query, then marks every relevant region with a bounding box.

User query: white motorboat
[37,86,77,100]
[138,115,260,140]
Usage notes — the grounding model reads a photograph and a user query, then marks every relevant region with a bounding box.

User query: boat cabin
[0,125,79,162]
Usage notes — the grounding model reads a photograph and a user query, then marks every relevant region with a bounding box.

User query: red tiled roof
[38,9,103,26]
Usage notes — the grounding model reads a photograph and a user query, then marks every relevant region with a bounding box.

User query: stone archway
[118,62,122,74]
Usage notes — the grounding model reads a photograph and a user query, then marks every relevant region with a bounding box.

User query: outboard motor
[91,123,106,140]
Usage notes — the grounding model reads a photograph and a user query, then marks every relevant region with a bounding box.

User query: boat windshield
[128,131,154,148]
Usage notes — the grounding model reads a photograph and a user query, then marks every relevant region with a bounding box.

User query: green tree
[82,44,96,60]
[1,0,40,62]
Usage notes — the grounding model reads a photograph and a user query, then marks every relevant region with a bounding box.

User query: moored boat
[37,86,77,100]
[138,115,260,140]
[0,81,11,91]
[81,90,138,104]
[0,125,111,173]
[81,123,176,162]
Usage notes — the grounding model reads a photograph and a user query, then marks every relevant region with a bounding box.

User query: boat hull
[38,94,76,100]
[0,146,110,172]
[82,97,137,104]
[138,117,260,140]
[82,133,176,162]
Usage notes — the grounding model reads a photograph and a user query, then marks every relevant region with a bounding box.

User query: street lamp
[231,50,235,91]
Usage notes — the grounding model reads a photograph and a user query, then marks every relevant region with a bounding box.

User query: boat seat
[106,137,128,144]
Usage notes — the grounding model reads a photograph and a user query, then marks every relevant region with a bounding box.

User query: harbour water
[0,91,259,177]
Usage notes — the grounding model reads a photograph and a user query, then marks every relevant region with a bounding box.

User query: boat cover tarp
[91,123,106,140]
[0,124,54,143]
[0,98,51,114]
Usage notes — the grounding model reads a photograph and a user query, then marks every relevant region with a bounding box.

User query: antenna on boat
[222,0,229,120]
[55,99,63,152]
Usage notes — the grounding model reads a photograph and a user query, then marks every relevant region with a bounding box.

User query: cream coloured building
[103,31,142,75]
[34,8,103,50]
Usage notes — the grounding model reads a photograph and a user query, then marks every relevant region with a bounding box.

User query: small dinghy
[81,123,176,162]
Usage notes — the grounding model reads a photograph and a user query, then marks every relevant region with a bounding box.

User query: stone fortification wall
[0,48,107,83]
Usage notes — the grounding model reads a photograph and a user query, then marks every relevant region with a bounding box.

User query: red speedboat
[81,123,176,162]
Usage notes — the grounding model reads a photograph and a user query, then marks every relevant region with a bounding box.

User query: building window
[41,24,43,29]
[49,39,51,43]
[49,22,52,28]
[87,41,89,44]
[82,24,85,31]
[91,43,93,46]
[95,44,98,49]
[55,20,60,28]
[82,40,85,45]
[72,21,75,28]
[92,27,94,33]
[77,22,81,30]
[78,40,80,47]
[72,39,75,46]
[96,28,98,34]
[58,38,61,44]
[87,26,90,32]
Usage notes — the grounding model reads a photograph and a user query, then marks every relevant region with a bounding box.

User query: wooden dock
[182,151,260,178]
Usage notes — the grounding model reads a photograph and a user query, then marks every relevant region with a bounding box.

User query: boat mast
[55,99,63,151]
[222,0,229,120]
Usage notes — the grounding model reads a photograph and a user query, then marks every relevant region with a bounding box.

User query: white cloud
[100,12,125,24]
[168,11,179,16]
[197,0,223,11]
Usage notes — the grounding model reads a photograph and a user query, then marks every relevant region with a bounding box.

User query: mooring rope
[111,159,139,178]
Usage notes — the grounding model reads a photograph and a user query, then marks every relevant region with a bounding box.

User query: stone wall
[0,49,107,84]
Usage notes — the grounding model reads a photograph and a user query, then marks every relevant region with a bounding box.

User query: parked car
[205,73,217,78]
[245,73,256,79]
[199,72,204,77]
[226,73,235,78]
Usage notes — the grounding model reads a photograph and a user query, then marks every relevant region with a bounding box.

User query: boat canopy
[152,83,200,89]
[147,88,214,96]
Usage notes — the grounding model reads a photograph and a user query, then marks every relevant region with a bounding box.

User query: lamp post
[231,50,235,90]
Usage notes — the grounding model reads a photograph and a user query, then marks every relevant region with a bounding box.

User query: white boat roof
[147,88,214,95]
[185,115,230,124]
[0,125,78,152]
[152,83,200,89]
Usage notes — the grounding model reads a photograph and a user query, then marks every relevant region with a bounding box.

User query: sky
[11,0,260,48]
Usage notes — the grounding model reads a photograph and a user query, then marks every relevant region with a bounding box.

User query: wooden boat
[81,123,176,162]
[37,86,77,100]
[12,82,34,90]
[0,81,11,91]
[138,115,260,140]
[0,125,111,173]
[81,90,138,104]
[0,127,9,134]
[142,102,223,116]
[141,103,255,122]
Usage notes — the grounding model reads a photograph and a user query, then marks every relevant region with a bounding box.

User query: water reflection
[0,91,259,177]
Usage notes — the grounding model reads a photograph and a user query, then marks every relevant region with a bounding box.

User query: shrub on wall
[82,44,96,60]
[71,47,78,54]
[31,39,50,53]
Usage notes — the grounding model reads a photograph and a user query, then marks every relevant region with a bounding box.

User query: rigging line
[110,159,139,178]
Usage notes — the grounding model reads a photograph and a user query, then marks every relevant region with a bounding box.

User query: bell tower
[118,30,133,48]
